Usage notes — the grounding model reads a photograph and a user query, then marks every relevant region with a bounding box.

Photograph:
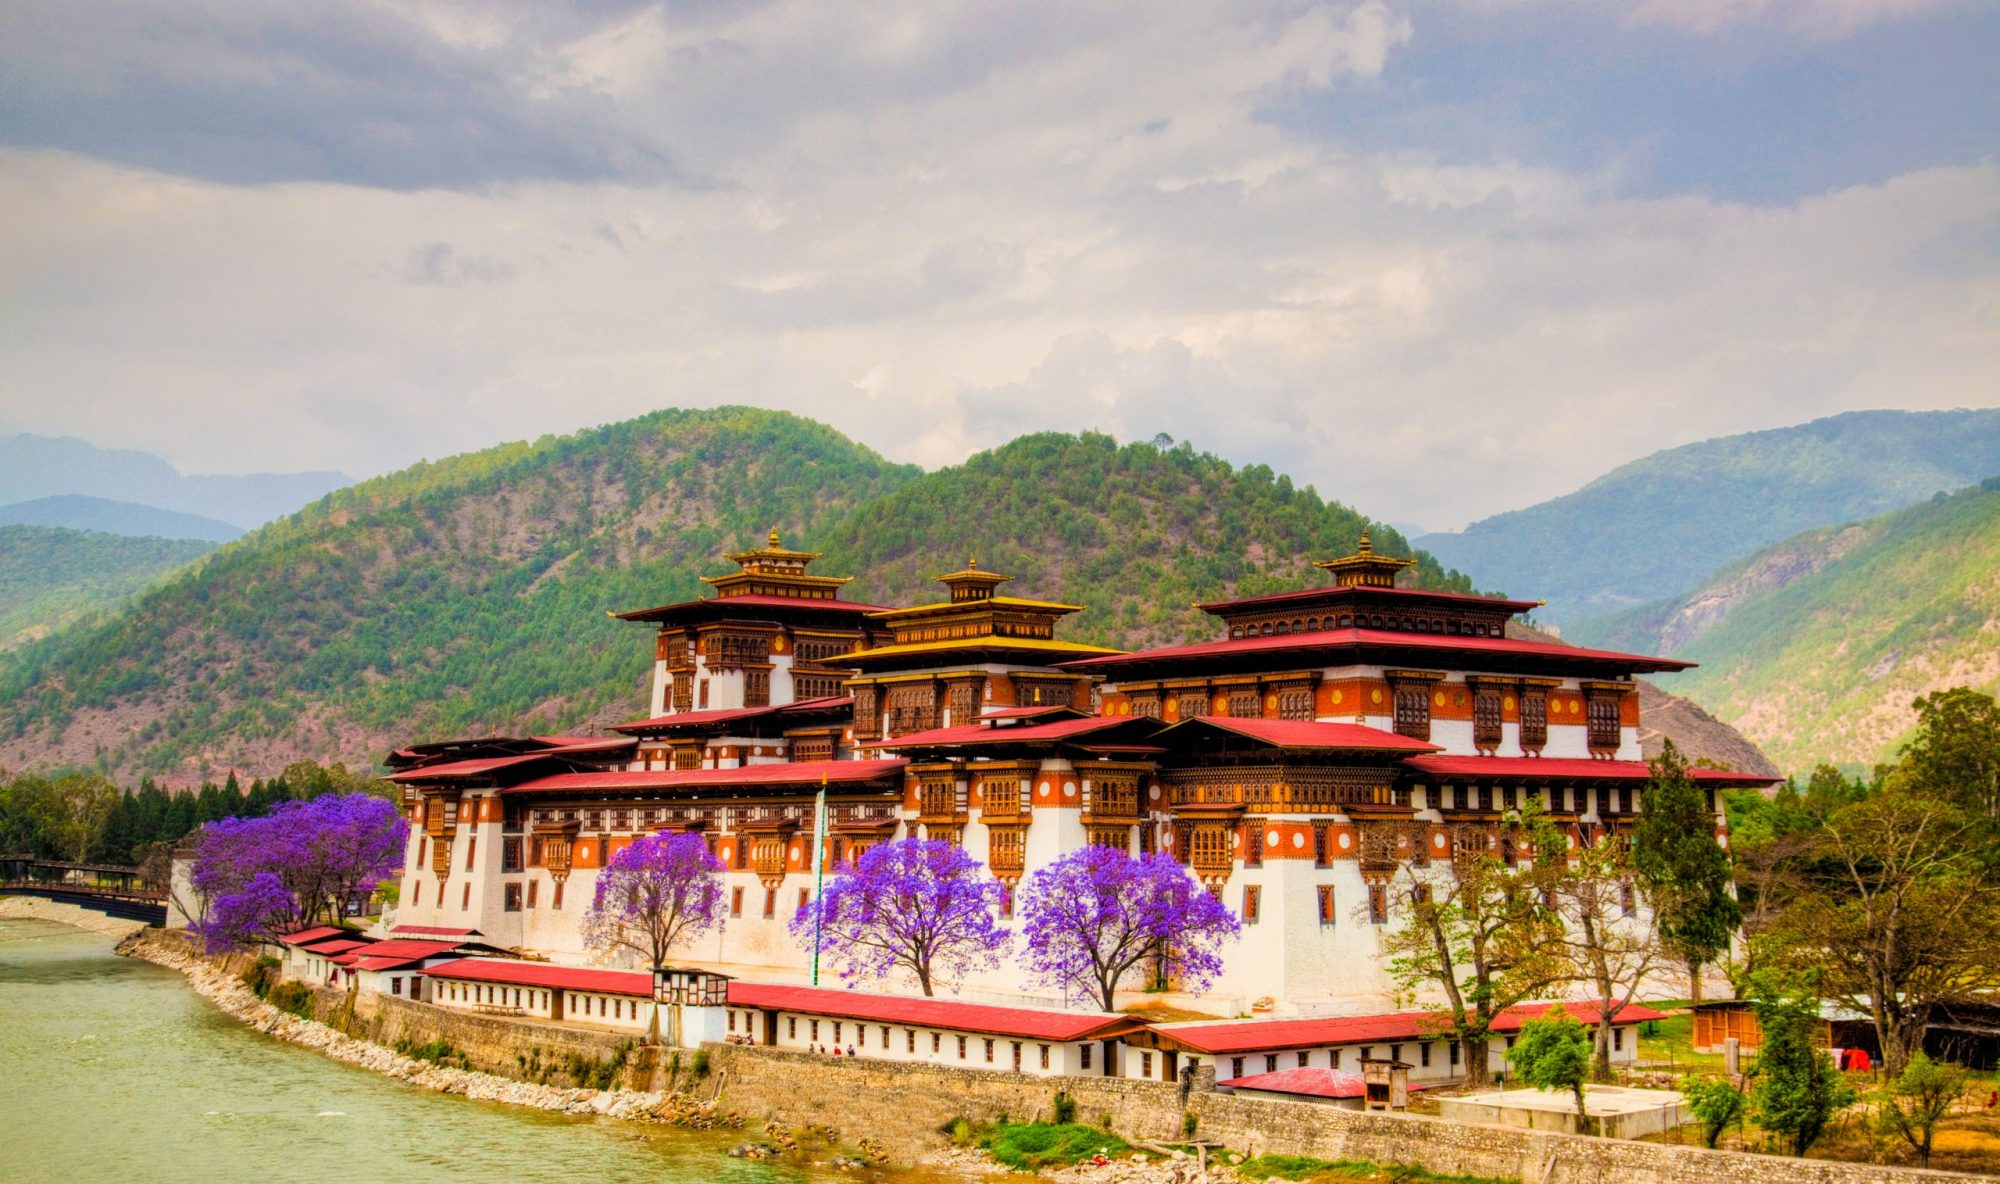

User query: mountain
[0,434,352,530]
[0,526,214,651]
[0,409,1479,783]
[1581,478,2000,773]
[1418,409,2000,622]
[0,495,243,542]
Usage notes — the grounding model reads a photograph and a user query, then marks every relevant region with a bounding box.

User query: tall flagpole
[810,772,828,986]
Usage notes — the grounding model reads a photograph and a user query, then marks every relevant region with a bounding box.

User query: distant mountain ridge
[1419,409,2000,622]
[0,408,1490,783]
[0,525,214,651]
[0,433,351,530]
[1581,478,2000,772]
[0,495,243,542]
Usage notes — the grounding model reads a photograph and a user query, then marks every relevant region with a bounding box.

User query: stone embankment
[116,930,735,1127]
[0,895,150,938]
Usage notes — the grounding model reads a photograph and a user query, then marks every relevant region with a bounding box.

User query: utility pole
[811,772,828,986]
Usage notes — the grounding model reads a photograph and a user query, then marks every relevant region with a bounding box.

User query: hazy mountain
[1581,478,2000,772]
[1418,409,2000,622]
[0,495,243,542]
[0,408,1478,783]
[0,525,214,651]
[0,433,352,530]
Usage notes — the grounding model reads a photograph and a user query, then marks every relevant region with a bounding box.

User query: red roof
[390,925,483,938]
[387,752,553,783]
[303,938,371,955]
[343,939,465,962]
[424,957,654,996]
[277,926,347,947]
[1404,755,1781,786]
[979,705,1088,721]
[1154,1001,1668,1054]
[504,758,907,796]
[1217,1068,1431,1099]
[1158,717,1441,753]
[861,715,1149,750]
[726,982,1145,1042]
[1060,627,1691,674]
[613,594,891,622]
[610,696,853,735]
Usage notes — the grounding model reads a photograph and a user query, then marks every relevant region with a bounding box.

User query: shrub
[266,980,313,1020]
[239,956,280,999]
[1182,1111,1199,1139]
[1052,1092,1077,1124]
[691,1049,710,1078]
[980,1123,1131,1171]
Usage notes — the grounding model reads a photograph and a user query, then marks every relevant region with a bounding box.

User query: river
[0,918,943,1184]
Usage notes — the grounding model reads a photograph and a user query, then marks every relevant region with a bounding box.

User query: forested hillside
[0,526,214,651]
[1596,479,2000,771]
[1420,409,2000,621]
[0,409,1467,783]
[0,494,242,542]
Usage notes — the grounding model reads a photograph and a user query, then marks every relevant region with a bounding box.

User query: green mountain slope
[0,410,1468,783]
[0,526,215,651]
[1418,409,2000,621]
[1595,478,2000,772]
[0,494,243,542]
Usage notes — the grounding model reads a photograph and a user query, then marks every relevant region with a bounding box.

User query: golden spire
[769,526,782,549]
[1314,528,1414,588]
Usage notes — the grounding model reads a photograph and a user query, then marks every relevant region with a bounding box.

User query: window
[811,1020,820,1041]
[504,883,522,912]
[1241,885,1261,924]
[1265,1054,1278,1073]
[527,880,538,909]
[1368,883,1388,925]
[461,883,471,910]
[1391,1043,1402,1063]
[391,977,403,997]
[788,1017,796,1039]
[1421,1043,1432,1067]
[856,1025,865,1048]
[465,835,476,873]
[1332,1050,1342,1069]
[1040,1044,1050,1070]
[881,1026,890,1047]
[1141,1052,1152,1078]
[1298,1051,1310,1068]
[1620,881,1637,917]
[412,880,421,906]
[502,836,522,872]
[1393,686,1431,740]
[731,886,744,918]
[1231,1057,1244,1079]
[798,887,810,913]
[1012,1042,1022,1071]
[1613,1028,1624,1052]
[1312,824,1329,868]
[729,1011,737,1032]
[834,1023,843,1044]
[552,880,564,909]
[957,1036,967,1059]
[1519,691,1548,749]
[1450,1042,1461,1067]
[1473,688,1503,749]
[1243,823,1264,868]
[1588,694,1621,749]
[908,1030,917,1053]
[1317,885,1336,927]
[763,889,776,919]
[1081,1044,1093,1071]
[984,1039,994,1064]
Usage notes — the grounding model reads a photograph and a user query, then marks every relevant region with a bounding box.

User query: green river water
[0,918,935,1184]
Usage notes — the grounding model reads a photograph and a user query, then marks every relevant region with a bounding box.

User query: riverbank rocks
[115,931,740,1132]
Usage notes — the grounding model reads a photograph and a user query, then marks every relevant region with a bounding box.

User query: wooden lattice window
[745,668,771,708]
[1243,820,1264,868]
[1393,687,1431,740]
[1519,691,1548,749]
[1313,824,1330,868]
[852,687,879,736]
[1129,693,1162,719]
[1277,686,1314,721]
[1228,688,1259,718]
[947,681,980,725]
[671,674,693,712]
[1188,825,1233,876]
[790,735,833,763]
[1473,689,1503,749]
[988,828,1025,874]
[1587,695,1622,750]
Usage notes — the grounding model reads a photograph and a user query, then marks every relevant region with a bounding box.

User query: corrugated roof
[1404,755,1781,786]
[423,957,654,996]
[861,715,1150,750]
[610,696,852,735]
[1197,584,1542,615]
[613,594,891,622]
[1157,717,1441,753]
[1059,627,1691,674]
[726,983,1146,1042]
[838,636,1124,663]
[277,926,348,947]
[1154,1001,1669,1054]
[503,758,907,796]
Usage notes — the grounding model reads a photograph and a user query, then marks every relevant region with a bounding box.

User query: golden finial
[968,554,978,570]
[1357,528,1373,556]
[768,526,781,549]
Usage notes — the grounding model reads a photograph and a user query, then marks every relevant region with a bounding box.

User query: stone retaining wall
[308,986,657,1090]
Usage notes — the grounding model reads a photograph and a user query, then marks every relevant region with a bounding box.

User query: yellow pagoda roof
[836,636,1125,663]
[867,595,1086,620]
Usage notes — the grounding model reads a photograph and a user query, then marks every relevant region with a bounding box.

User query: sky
[0,1,1994,532]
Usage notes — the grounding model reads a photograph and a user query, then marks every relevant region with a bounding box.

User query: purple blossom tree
[189,793,407,952]
[790,837,1010,996]
[1018,847,1240,1011]
[582,832,727,970]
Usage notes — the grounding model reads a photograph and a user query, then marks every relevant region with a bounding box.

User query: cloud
[0,1,1994,533]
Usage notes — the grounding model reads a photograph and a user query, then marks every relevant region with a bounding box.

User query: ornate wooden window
[671,674,694,712]
[1176,688,1210,720]
[852,686,879,736]
[1188,824,1234,881]
[1084,773,1139,820]
[1473,688,1503,749]
[1087,826,1130,851]
[1228,687,1260,718]
[885,685,936,735]
[1313,824,1330,868]
[1243,820,1264,868]
[790,735,833,763]
[987,827,1026,877]
[1587,694,1622,750]
[1316,884,1336,925]
[946,680,980,725]
[1393,686,1431,740]
[917,773,963,821]
[501,837,522,873]
[1367,883,1389,925]
[1241,885,1261,924]
[1128,692,1163,719]
[793,674,843,700]
[1276,685,1314,721]
[1519,691,1548,749]
[744,668,771,708]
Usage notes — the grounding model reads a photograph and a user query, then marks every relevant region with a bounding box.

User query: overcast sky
[1,1,1994,531]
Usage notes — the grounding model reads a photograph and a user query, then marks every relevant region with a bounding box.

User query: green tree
[1555,836,1663,1081]
[1384,802,1574,1087]
[1750,988,1855,1157]
[1631,741,1740,1001]
[1507,1005,1595,1133]
[1681,1075,1746,1149]
[1894,688,2000,820]
[1877,1051,1967,1167]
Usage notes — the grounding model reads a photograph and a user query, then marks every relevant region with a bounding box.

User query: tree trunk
[1687,957,1705,1003]
[1461,1035,1487,1088]
[1593,1018,1615,1083]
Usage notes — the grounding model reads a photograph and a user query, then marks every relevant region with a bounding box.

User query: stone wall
[309,986,659,1091]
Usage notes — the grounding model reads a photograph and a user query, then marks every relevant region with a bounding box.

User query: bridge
[0,856,169,925]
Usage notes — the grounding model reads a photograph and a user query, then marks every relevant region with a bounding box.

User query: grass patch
[1236,1154,1516,1183]
[976,1122,1131,1170]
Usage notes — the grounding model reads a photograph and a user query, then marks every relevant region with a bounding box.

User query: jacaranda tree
[189,793,407,952]
[1018,847,1239,1011]
[582,832,727,971]
[791,837,1009,996]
